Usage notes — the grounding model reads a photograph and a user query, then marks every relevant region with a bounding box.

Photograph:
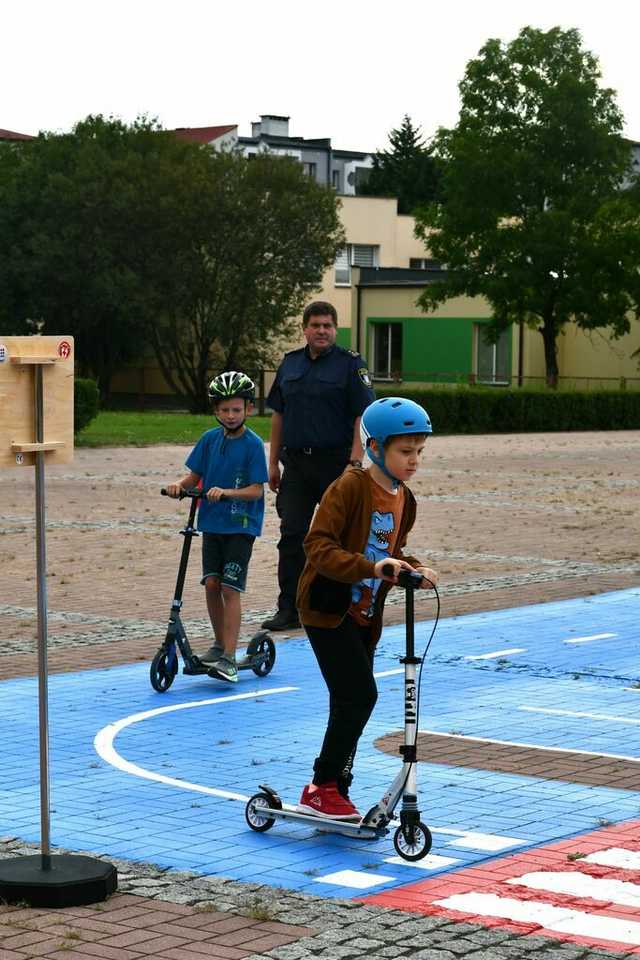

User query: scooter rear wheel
[150,649,178,692]
[247,632,276,677]
[393,822,432,861]
[245,792,277,832]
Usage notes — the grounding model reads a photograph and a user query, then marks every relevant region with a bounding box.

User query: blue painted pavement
[1,587,639,898]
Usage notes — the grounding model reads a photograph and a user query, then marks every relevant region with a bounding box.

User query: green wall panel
[366,316,511,382]
[335,327,352,349]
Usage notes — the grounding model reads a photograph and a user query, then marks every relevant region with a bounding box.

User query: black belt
[284,446,350,456]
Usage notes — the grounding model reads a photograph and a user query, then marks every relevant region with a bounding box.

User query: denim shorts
[201,533,256,593]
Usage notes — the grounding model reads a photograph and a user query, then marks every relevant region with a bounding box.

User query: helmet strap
[366,440,400,490]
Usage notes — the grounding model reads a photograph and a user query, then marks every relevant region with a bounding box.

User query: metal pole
[34,364,51,869]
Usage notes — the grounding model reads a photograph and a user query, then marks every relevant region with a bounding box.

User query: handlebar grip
[381,563,424,589]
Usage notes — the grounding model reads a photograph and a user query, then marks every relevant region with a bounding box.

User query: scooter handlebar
[381,564,424,589]
[161,487,226,501]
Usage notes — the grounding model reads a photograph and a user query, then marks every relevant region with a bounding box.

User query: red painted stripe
[362,819,640,954]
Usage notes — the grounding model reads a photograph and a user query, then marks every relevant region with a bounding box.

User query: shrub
[74,378,100,434]
[373,385,640,434]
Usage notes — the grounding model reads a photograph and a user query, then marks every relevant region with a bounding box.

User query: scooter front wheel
[393,822,432,861]
[150,649,178,692]
[245,792,278,832]
[247,631,276,677]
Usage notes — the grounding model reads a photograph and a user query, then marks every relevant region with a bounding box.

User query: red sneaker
[297,782,361,821]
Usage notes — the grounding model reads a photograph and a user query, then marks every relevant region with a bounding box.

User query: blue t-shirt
[186,427,268,536]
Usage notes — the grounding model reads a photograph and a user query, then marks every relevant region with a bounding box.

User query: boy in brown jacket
[296,397,438,821]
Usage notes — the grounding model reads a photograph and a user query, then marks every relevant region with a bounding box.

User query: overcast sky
[3,0,639,150]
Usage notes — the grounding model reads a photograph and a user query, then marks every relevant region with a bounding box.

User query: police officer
[262,300,375,631]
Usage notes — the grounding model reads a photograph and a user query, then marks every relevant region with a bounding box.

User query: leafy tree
[360,115,440,214]
[0,116,188,400]
[414,27,640,385]
[138,150,345,412]
[0,118,345,410]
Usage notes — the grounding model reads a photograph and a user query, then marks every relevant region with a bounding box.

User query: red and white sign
[363,820,640,954]
[57,339,72,359]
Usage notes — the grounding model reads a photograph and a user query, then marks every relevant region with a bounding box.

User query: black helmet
[208,371,255,402]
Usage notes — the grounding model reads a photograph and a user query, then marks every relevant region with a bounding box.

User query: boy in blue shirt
[165,372,268,683]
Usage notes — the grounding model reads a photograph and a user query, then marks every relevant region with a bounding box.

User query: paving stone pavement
[0,838,634,959]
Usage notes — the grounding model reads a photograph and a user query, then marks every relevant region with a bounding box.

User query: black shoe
[261,609,301,631]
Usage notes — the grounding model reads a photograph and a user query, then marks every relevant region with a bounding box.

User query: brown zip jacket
[296,467,422,647]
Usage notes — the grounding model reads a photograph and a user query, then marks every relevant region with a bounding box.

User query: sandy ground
[1,430,639,678]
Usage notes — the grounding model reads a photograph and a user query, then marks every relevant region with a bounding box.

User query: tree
[414,27,640,385]
[360,115,440,214]
[0,116,190,400]
[138,150,345,412]
[0,118,345,410]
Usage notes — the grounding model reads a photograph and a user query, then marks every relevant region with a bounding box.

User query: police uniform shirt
[267,344,375,450]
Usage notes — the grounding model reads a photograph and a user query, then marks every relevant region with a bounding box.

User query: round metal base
[0,854,117,908]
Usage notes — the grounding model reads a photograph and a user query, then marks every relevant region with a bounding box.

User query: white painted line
[434,892,640,946]
[374,667,404,678]
[565,632,616,644]
[586,848,640,870]
[418,727,640,764]
[520,706,640,725]
[93,686,298,802]
[464,648,526,661]
[314,869,395,889]
[429,828,526,852]
[384,854,460,870]
[508,871,640,907]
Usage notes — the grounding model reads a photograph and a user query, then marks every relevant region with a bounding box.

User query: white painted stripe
[434,892,640,946]
[429,828,526,851]
[520,706,640,725]
[93,686,298,801]
[586,848,640,870]
[508,871,640,907]
[464,648,526,661]
[384,854,460,870]
[418,728,640,764]
[314,869,395,889]
[565,632,616,644]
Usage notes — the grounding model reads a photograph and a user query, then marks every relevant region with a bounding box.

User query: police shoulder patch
[357,367,372,387]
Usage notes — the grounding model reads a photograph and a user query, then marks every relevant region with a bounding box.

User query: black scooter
[149,488,276,692]
[245,566,437,861]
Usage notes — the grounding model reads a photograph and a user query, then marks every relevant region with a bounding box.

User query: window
[302,161,317,178]
[334,244,378,285]
[475,325,510,384]
[371,323,402,380]
[332,169,341,190]
[409,258,442,271]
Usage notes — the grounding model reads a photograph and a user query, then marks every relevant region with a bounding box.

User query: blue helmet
[360,397,432,484]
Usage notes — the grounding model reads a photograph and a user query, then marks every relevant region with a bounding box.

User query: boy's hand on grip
[165,483,183,499]
[416,566,438,590]
[374,558,414,582]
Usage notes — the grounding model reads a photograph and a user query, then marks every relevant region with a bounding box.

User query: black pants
[306,618,377,796]
[275,449,349,612]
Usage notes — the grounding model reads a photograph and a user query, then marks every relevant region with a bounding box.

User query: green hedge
[374,385,640,434]
[74,378,100,434]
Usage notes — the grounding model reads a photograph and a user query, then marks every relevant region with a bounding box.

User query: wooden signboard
[0,335,74,467]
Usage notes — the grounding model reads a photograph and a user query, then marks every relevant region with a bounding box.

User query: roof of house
[172,125,237,144]
[0,128,35,141]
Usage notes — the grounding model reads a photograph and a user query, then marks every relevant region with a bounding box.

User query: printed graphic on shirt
[351,510,395,620]
[229,471,250,528]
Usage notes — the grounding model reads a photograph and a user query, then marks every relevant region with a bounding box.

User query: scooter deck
[262,805,388,840]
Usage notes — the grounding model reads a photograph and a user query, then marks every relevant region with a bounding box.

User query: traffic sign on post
[0,336,117,907]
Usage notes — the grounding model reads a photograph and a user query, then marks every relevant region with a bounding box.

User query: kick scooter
[149,488,276,692]
[245,566,437,861]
